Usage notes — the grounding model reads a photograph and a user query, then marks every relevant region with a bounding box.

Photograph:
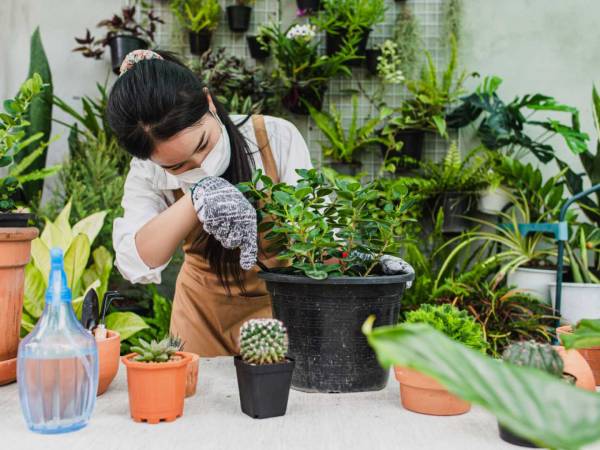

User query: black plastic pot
[189,30,212,55]
[380,129,425,172]
[227,5,252,32]
[430,193,474,234]
[108,35,148,75]
[259,271,415,393]
[326,28,371,65]
[329,161,362,176]
[0,212,32,228]
[498,423,539,448]
[296,0,321,13]
[365,48,382,75]
[234,356,295,419]
[246,35,270,60]
[282,84,327,115]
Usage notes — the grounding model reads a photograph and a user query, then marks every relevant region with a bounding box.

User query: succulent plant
[131,335,183,363]
[239,319,288,365]
[502,340,564,377]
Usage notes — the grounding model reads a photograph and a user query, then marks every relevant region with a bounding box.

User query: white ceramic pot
[478,188,511,215]
[550,282,600,324]
[506,267,556,304]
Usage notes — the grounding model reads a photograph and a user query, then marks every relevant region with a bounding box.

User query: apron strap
[251,115,279,184]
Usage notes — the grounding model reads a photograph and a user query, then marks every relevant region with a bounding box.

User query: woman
[107,49,313,356]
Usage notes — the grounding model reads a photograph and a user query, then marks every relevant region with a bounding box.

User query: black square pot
[325,28,370,66]
[227,5,252,32]
[379,128,426,172]
[234,356,295,419]
[189,30,212,55]
[108,35,148,75]
[0,212,32,228]
[296,0,321,13]
[247,35,270,60]
[498,423,539,448]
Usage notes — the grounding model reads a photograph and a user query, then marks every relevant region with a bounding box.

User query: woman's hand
[191,177,258,270]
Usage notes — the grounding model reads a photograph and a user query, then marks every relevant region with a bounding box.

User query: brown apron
[169,115,287,357]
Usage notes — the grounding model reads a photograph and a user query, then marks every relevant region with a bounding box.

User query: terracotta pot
[394,366,470,416]
[554,345,595,391]
[0,227,38,385]
[557,326,600,386]
[122,352,191,423]
[182,351,199,398]
[97,330,120,395]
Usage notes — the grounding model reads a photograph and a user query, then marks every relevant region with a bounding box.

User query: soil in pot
[189,30,212,56]
[227,5,252,32]
[380,129,425,172]
[557,325,600,386]
[394,366,470,415]
[282,84,327,116]
[365,48,382,75]
[329,161,362,176]
[234,356,294,419]
[109,35,148,75]
[296,0,320,13]
[260,271,414,393]
[326,28,371,65]
[97,330,120,396]
[247,35,270,60]
[121,352,191,423]
[0,212,33,228]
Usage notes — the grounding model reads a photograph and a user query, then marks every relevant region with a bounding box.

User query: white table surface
[2,357,599,450]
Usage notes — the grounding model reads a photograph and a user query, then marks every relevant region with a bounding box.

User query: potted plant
[307,95,389,175]
[259,23,356,115]
[73,2,163,74]
[122,335,191,423]
[0,75,60,385]
[246,25,270,60]
[394,304,487,415]
[239,168,414,393]
[559,319,600,386]
[227,0,254,32]
[170,0,221,56]
[296,0,321,15]
[234,319,294,418]
[312,0,385,65]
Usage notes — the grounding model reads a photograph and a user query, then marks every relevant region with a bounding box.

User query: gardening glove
[350,251,415,288]
[190,176,258,270]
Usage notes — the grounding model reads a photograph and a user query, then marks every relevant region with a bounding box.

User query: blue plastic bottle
[17,248,98,434]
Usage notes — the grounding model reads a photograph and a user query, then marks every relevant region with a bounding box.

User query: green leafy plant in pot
[227,0,255,33]
[73,1,163,74]
[246,25,271,60]
[234,319,294,419]
[170,0,220,56]
[239,168,415,393]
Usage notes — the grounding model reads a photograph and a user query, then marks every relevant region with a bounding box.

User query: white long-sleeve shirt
[112,115,313,285]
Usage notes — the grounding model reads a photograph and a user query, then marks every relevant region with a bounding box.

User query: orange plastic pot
[97,330,120,395]
[181,352,200,398]
[394,366,470,416]
[122,352,191,423]
[0,227,38,385]
[554,345,595,391]
[557,325,600,386]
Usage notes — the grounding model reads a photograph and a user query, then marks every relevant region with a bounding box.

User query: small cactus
[502,340,564,377]
[239,318,288,365]
[131,334,183,363]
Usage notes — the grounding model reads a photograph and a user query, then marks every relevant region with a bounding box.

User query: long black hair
[106,50,255,295]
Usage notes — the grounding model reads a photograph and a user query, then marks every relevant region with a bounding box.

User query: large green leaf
[23,262,46,319]
[30,237,50,281]
[105,312,150,341]
[54,200,73,238]
[40,219,71,251]
[72,211,107,247]
[363,320,600,450]
[82,246,113,301]
[63,233,90,295]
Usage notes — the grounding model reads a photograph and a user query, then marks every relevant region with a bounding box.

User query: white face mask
[174,111,231,189]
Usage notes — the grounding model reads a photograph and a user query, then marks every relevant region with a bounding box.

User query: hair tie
[119,49,163,76]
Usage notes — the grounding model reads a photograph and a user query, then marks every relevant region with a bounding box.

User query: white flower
[377,40,405,85]
[286,24,316,42]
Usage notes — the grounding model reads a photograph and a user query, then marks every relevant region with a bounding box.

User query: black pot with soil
[227,5,252,32]
[326,27,371,66]
[365,48,382,75]
[498,423,539,448]
[234,356,295,419]
[282,84,327,115]
[108,35,148,75]
[189,30,212,55]
[329,161,362,176]
[296,0,321,13]
[259,271,414,393]
[246,35,270,60]
[380,129,425,172]
[0,212,32,228]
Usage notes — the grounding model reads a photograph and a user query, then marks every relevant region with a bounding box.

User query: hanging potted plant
[122,335,191,423]
[239,168,415,393]
[296,0,321,15]
[395,304,488,415]
[0,75,60,385]
[311,0,385,66]
[259,23,356,115]
[170,0,221,56]
[246,25,270,60]
[307,95,390,176]
[73,2,163,74]
[227,0,254,33]
[234,319,294,419]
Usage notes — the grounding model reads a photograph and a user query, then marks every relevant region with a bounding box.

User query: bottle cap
[46,248,72,303]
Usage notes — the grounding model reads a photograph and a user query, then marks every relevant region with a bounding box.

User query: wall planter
[557,325,600,386]
[426,193,474,234]
[226,5,252,32]
[478,187,511,215]
[365,48,382,75]
[296,0,320,13]
[326,28,371,64]
[234,356,294,419]
[97,330,120,395]
[550,282,600,325]
[394,366,470,415]
[108,35,148,75]
[259,271,414,393]
[0,212,32,228]
[282,84,327,115]
[0,227,38,385]
[182,352,200,398]
[380,129,425,172]
[122,352,191,423]
[189,30,212,56]
[329,161,362,176]
[507,267,556,304]
[246,35,270,60]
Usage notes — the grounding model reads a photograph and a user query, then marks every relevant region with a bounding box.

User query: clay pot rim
[180,351,200,362]
[0,227,39,241]
[97,329,120,343]
[122,351,192,370]
[394,366,446,391]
